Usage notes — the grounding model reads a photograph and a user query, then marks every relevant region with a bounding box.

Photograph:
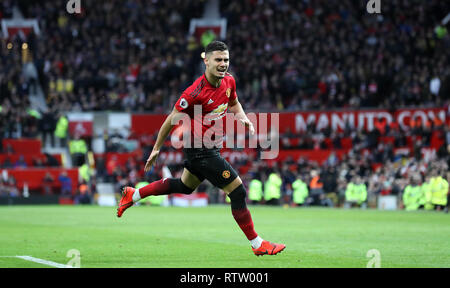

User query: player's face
[205,50,229,79]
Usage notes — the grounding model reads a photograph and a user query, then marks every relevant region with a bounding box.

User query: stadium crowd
[100,120,449,210]
[3,0,449,114]
[1,0,449,209]
[17,0,205,114]
[220,0,450,111]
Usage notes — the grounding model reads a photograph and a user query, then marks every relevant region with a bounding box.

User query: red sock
[138,178,170,199]
[231,208,258,240]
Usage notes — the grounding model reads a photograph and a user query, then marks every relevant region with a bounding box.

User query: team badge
[222,170,231,179]
[226,88,231,98]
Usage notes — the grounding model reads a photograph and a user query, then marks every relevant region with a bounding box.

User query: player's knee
[223,176,242,194]
[169,178,194,195]
[228,184,247,210]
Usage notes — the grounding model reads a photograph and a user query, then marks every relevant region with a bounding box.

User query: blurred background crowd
[2,0,449,114]
[1,0,449,210]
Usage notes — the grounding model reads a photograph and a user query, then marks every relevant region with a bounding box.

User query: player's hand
[240,118,255,135]
[144,150,160,172]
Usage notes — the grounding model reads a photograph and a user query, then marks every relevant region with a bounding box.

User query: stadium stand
[1,0,449,210]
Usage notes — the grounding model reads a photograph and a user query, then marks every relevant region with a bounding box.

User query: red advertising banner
[131,114,166,136]
[2,139,41,154]
[131,107,446,136]
[287,107,446,133]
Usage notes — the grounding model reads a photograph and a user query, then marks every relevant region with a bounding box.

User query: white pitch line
[0,256,74,268]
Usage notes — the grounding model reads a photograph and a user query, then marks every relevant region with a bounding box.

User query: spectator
[106,155,119,180]
[344,176,368,209]
[321,166,338,206]
[4,144,15,154]
[74,182,92,205]
[402,174,425,211]
[308,170,324,206]
[58,171,72,196]
[33,157,45,167]
[248,174,263,205]
[95,156,107,182]
[421,174,433,210]
[44,153,60,167]
[41,172,55,195]
[54,112,68,148]
[292,174,309,206]
[0,179,7,197]
[264,170,282,205]
[5,176,19,197]
[1,157,13,169]
[39,108,56,148]
[69,134,88,167]
[13,155,27,169]
[78,163,93,185]
[430,169,449,211]
[430,74,441,96]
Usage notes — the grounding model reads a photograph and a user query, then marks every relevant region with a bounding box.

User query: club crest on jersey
[222,170,231,179]
[226,88,231,98]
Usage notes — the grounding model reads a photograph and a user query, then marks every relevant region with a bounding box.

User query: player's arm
[228,98,255,135]
[144,106,181,172]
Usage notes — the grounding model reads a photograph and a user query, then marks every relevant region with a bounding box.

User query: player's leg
[222,177,286,256]
[201,155,285,255]
[222,177,259,245]
[135,168,202,200]
[117,168,202,217]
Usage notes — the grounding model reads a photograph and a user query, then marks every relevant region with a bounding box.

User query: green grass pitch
[0,205,449,268]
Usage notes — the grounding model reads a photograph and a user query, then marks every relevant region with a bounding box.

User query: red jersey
[175,73,237,148]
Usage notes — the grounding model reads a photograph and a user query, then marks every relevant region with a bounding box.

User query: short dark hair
[205,41,228,55]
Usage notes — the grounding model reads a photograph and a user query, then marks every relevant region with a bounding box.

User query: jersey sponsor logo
[211,103,227,114]
[205,103,228,121]
[222,170,231,179]
[179,98,188,109]
[226,88,231,98]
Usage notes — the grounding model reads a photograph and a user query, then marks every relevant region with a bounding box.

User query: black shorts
[183,148,238,189]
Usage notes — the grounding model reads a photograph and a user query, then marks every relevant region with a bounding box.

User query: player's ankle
[250,236,263,249]
[132,188,141,202]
